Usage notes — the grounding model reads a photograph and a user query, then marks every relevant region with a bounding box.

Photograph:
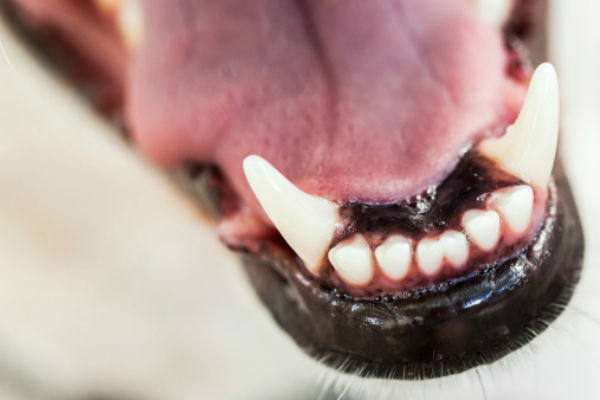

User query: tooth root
[375,235,412,280]
[416,238,444,275]
[243,155,339,273]
[462,210,501,251]
[328,235,374,286]
[440,231,469,267]
[493,185,534,235]
[479,63,559,188]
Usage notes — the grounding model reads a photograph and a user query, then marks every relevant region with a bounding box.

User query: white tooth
[462,210,501,251]
[118,0,144,51]
[441,230,469,267]
[243,155,339,273]
[416,238,444,275]
[374,235,412,280]
[469,0,513,28]
[328,235,374,285]
[492,185,534,235]
[479,63,559,188]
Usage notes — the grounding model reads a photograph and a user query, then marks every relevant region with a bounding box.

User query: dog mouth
[4,0,584,379]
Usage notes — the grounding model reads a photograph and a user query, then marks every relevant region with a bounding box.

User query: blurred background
[0,1,598,399]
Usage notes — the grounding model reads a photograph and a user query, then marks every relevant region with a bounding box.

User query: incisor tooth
[479,63,559,189]
[441,230,469,267]
[375,235,412,280]
[492,185,534,235]
[328,235,374,285]
[416,238,444,275]
[243,155,339,273]
[462,210,501,251]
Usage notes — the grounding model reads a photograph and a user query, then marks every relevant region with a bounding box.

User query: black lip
[240,162,583,379]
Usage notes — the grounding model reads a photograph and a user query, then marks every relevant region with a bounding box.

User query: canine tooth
[243,155,339,273]
[462,210,501,251]
[375,236,412,280]
[328,235,374,285]
[441,231,469,267]
[493,185,534,235]
[118,0,143,51]
[469,0,513,28]
[416,238,444,275]
[479,63,559,188]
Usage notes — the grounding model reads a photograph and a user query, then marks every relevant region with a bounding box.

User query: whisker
[476,369,489,400]
[336,379,352,400]
[0,36,15,72]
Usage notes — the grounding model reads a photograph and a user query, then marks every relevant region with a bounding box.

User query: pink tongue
[128,0,517,217]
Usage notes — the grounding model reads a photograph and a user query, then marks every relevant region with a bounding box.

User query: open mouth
[3,0,584,379]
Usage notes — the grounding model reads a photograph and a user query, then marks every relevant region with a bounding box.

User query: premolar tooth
[243,155,339,273]
[328,235,374,285]
[462,210,501,251]
[479,63,559,188]
[492,185,534,235]
[441,231,469,267]
[416,238,444,275]
[374,236,412,280]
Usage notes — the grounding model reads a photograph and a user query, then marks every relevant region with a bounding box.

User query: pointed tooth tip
[242,155,339,272]
[479,62,559,189]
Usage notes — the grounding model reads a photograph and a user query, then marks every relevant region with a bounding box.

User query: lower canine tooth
[492,185,534,235]
[243,155,340,273]
[478,63,559,189]
[462,210,501,251]
[374,235,412,280]
[328,235,374,286]
[416,238,444,275]
[441,231,469,267]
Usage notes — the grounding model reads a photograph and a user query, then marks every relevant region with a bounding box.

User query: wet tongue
[127,0,518,223]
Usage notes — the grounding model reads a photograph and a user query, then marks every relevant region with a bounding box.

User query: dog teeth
[440,231,469,267]
[374,236,412,280]
[462,210,501,251]
[492,185,534,235]
[469,0,514,28]
[118,0,144,51]
[479,63,559,189]
[416,238,445,275]
[243,155,340,273]
[328,235,374,286]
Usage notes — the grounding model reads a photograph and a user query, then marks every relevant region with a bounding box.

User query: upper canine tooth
[118,0,144,51]
[479,63,559,189]
[243,155,339,273]
[328,235,374,286]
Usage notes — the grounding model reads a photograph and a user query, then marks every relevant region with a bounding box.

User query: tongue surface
[128,0,518,218]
